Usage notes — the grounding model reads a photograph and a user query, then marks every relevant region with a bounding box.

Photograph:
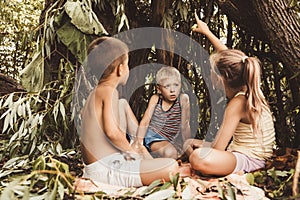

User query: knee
[189,150,200,168]
[183,139,193,150]
[166,159,179,175]
[189,149,209,171]
[163,147,178,159]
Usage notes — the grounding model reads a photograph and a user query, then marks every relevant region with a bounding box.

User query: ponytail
[243,57,270,133]
[211,49,270,134]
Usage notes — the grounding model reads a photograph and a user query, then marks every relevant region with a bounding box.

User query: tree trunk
[252,0,300,69]
[0,73,24,96]
[218,0,300,69]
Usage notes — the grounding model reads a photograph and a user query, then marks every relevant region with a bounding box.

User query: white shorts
[232,151,265,173]
[83,153,142,187]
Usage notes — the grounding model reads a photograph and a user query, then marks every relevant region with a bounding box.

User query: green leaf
[33,155,46,171]
[64,0,108,35]
[9,131,19,145]
[3,157,23,169]
[59,102,65,121]
[20,51,44,92]
[226,182,236,200]
[2,93,13,108]
[159,182,172,190]
[245,173,255,185]
[21,187,29,200]
[169,172,179,190]
[56,20,94,63]
[0,179,19,200]
[47,180,58,200]
[57,180,65,199]
[53,103,59,123]
[118,13,129,32]
[140,179,162,196]
[144,189,175,200]
[275,170,289,177]
[2,112,11,133]
[217,183,226,199]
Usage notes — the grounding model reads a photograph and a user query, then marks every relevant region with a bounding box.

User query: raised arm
[192,13,228,52]
[180,93,191,142]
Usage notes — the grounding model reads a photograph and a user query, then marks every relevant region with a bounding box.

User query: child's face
[158,77,181,102]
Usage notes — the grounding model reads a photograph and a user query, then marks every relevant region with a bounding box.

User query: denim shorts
[144,129,168,151]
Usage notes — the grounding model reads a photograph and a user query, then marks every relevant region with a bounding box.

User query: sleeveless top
[227,92,276,160]
[148,96,181,143]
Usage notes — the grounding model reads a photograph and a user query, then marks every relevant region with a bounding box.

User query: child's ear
[156,85,161,94]
[116,64,123,76]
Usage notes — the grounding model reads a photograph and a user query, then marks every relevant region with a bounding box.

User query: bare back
[80,86,121,165]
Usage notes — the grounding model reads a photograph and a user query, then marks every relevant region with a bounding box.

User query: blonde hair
[156,66,181,85]
[87,37,128,84]
[211,49,270,133]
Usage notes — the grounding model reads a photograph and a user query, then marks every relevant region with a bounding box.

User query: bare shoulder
[180,93,190,104]
[149,94,159,104]
[94,85,113,99]
[226,95,246,115]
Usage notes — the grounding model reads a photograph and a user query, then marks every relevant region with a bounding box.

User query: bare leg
[119,98,138,138]
[189,147,236,176]
[150,141,178,159]
[140,158,178,185]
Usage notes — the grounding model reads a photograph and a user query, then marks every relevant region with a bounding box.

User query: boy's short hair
[87,36,128,81]
[156,66,181,85]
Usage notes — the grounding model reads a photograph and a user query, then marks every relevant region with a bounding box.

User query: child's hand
[131,139,142,150]
[191,12,210,35]
[192,143,203,150]
[123,151,142,161]
[131,140,153,159]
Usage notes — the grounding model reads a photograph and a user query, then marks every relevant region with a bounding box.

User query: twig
[292,150,300,196]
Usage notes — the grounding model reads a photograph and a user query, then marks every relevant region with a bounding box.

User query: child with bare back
[80,37,178,187]
[184,13,275,176]
[133,66,191,159]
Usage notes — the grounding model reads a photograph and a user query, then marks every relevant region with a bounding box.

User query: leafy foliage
[0,154,75,200]
[0,0,299,199]
[1,59,75,158]
[248,168,296,199]
[0,0,44,80]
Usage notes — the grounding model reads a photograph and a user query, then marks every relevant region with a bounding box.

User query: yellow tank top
[227,92,276,160]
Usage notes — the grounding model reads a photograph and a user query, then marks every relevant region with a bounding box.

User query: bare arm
[212,96,246,150]
[135,95,159,143]
[100,88,135,153]
[180,93,191,142]
[192,13,228,52]
[131,95,159,159]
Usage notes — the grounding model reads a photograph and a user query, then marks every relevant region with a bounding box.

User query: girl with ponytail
[184,13,275,176]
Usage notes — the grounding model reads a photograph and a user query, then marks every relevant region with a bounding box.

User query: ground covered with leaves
[60,147,300,199]
[0,145,299,199]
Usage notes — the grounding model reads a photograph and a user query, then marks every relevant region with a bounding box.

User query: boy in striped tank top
[133,66,191,159]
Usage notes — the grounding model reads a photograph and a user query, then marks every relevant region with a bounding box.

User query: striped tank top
[148,96,181,143]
